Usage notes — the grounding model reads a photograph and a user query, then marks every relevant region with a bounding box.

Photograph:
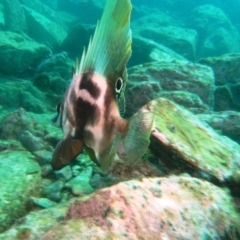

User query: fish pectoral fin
[117,111,154,165]
[51,136,83,170]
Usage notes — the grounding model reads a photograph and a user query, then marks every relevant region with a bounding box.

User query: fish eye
[115,78,123,93]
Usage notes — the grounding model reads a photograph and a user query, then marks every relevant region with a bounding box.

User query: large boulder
[198,111,240,145]
[0,79,46,113]
[199,53,240,111]
[0,31,51,76]
[0,176,239,239]
[125,60,214,116]
[190,5,240,59]
[3,0,27,33]
[139,26,198,61]
[145,98,240,188]
[129,36,186,67]
[0,151,41,233]
[198,53,240,86]
[59,24,93,59]
[23,6,67,49]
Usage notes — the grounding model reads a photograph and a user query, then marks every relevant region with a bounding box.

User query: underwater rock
[30,197,57,209]
[59,24,94,59]
[23,6,67,49]
[20,91,46,113]
[199,53,240,111]
[1,176,239,239]
[0,108,35,140]
[129,36,186,67]
[0,150,41,233]
[0,78,47,111]
[43,180,64,202]
[131,12,177,30]
[33,149,52,165]
[145,98,240,186]
[54,165,73,181]
[198,111,240,145]
[139,26,198,61]
[18,130,44,152]
[126,60,214,116]
[0,31,51,76]
[65,166,93,186]
[190,5,233,36]
[20,0,56,21]
[200,54,236,85]
[68,181,94,196]
[129,11,188,67]
[159,91,208,114]
[190,5,240,59]
[36,52,73,80]
[3,0,27,33]
[214,86,237,111]
[57,0,103,24]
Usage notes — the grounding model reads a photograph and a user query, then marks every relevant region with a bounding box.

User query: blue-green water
[0,0,240,238]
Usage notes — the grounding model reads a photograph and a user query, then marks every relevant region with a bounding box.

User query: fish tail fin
[77,0,132,78]
[117,111,154,165]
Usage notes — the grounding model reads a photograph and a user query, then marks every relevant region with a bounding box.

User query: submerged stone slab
[0,151,41,233]
[23,6,67,48]
[199,53,240,86]
[0,31,50,75]
[139,26,198,61]
[0,176,239,239]
[198,111,240,145]
[126,60,214,116]
[145,98,240,185]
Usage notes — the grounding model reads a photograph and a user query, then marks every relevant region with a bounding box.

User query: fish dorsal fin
[76,0,132,78]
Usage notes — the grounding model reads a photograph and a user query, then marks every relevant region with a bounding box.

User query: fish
[51,0,154,171]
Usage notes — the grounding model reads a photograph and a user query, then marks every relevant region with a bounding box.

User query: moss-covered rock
[145,98,240,186]
[190,5,240,59]
[198,53,240,86]
[139,26,198,61]
[199,53,240,111]
[3,0,27,33]
[0,176,239,239]
[23,6,67,49]
[198,111,240,145]
[126,60,214,116]
[214,86,237,111]
[129,36,186,67]
[0,31,51,76]
[0,151,41,233]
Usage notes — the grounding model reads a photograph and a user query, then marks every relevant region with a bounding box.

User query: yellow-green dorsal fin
[76,0,132,78]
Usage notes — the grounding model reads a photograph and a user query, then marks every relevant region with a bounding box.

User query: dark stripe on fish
[73,97,100,137]
[79,72,100,99]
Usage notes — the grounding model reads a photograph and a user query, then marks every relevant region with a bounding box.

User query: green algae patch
[146,98,240,184]
[0,151,41,233]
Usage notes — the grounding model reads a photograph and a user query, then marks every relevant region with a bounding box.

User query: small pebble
[30,197,57,208]
[71,181,94,196]
[54,165,72,181]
